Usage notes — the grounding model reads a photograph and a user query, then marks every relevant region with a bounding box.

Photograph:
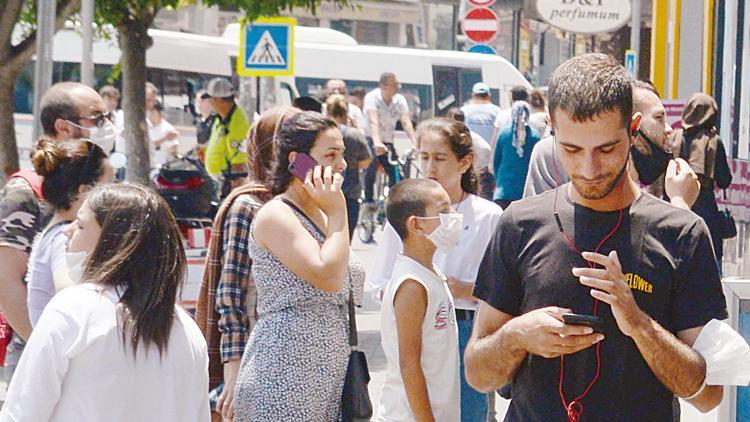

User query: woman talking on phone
[232,111,365,421]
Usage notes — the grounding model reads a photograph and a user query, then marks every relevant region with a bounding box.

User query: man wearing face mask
[629,81,699,209]
[0,82,111,385]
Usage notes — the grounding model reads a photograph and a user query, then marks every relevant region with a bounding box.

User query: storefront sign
[535,0,632,34]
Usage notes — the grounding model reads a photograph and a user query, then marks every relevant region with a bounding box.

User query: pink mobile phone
[288,152,318,180]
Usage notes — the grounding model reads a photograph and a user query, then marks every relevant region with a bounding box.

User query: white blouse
[1,283,210,422]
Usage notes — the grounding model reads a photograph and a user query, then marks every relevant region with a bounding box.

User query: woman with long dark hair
[232,111,365,420]
[195,106,300,422]
[369,118,503,421]
[1,184,209,421]
[26,138,113,326]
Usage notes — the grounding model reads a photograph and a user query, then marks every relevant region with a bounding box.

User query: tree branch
[0,0,24,61]
[7,0,81,74]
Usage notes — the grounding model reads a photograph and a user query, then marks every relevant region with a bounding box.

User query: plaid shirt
[195,183,272,389]
[216,195,259,362]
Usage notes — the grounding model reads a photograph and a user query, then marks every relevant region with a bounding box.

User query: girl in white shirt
[26,138,114,326]
[1,184,209,422]
[370,118,503,421]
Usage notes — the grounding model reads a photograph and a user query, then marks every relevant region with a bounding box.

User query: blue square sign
[238,17,295,76]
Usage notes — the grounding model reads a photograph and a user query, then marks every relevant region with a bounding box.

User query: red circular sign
[467,0,496,6]
[462,8,499,44]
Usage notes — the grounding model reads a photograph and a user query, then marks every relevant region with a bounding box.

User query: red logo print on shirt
[434,301,454,330]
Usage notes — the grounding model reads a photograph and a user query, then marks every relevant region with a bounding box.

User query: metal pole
[81,0,95,87]
[451,4,459,51]
[512,9,521,67]
[630,0,641,78]
[32,1,57,141]
[719,0,737,162]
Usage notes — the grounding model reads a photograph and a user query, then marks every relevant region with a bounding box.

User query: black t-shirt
[341,125,371,200]
[474,186,728,422]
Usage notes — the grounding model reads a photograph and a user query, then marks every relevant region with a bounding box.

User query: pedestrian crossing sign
[238,17,295,76]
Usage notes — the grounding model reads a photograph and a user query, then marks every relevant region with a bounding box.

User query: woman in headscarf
[491,101,542,209]
[672,93,732,264]
[195,106,300,422]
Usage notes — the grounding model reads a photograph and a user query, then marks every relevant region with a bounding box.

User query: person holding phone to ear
[232,112,365,421]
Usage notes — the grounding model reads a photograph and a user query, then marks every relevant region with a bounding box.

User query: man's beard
[571,154,630,200]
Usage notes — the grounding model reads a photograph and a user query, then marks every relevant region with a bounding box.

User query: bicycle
[357,148,418,244]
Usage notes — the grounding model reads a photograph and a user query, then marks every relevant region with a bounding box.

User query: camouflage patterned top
[0,178,50,254]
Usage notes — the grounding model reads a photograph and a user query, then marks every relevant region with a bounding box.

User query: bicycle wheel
[357,203,375,244]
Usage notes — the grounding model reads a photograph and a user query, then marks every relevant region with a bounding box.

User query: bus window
[432,66,483,116]
[460,69,482,107]
[433,66,459,116]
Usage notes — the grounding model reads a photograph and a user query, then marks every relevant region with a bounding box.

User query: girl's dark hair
[31,138,107,210]
[247,106,301,185]
[271,111,338,195]
[416,118,478,195]
[83,183,185,357]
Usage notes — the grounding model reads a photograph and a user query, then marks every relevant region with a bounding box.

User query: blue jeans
[458,317,488,421]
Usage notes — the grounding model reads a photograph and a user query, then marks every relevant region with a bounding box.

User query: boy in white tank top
[377,179,462,421]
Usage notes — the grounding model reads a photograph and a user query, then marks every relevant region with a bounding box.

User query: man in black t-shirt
[464,54,727,421]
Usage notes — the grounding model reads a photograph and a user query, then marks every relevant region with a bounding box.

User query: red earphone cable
[551,134,625,421]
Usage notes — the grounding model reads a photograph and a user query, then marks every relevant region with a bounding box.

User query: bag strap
[279,198,326,238]
[10,170,44,200]
[348,282,358,348]
[279,198,358,348]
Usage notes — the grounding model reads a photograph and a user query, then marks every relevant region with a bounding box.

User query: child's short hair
[386,179,441,241]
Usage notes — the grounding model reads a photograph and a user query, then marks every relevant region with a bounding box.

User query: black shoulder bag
[340,284,373,421]
[278,198,373,420]
[719,190,737,239]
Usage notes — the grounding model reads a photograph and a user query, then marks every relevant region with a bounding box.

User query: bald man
[0,82,108,382]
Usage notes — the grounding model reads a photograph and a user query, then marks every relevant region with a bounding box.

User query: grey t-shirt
[461,102,501,146]
[522,136,570,198]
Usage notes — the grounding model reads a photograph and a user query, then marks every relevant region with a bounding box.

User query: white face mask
[422,213,463,251]
[86,120,116,154]
[67,118,116,155]
[65,251,89,284]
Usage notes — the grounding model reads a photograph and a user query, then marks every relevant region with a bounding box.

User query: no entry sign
[462,7,499,44]
[467,0,496,6]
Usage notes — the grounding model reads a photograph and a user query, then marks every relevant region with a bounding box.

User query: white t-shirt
[493,107,513,130]
[112,109,125,154]
[363,88,409,143]
[369,194,502,310]
[376,255,460,422]
[1,283,210,422]
[25,222,70,327]
[148,118,179,168]
[470,131,491,170]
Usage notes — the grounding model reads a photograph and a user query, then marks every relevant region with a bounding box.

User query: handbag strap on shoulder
[348,283,358,348]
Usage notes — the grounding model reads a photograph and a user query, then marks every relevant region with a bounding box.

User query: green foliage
[95,0,183,27]
[199,0,354,22]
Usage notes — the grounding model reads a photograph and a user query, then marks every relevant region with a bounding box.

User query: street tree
[0,0,80,181]
[98,0,353,185]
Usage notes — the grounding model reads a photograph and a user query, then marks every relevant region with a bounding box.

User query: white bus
[13,24,530,167]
